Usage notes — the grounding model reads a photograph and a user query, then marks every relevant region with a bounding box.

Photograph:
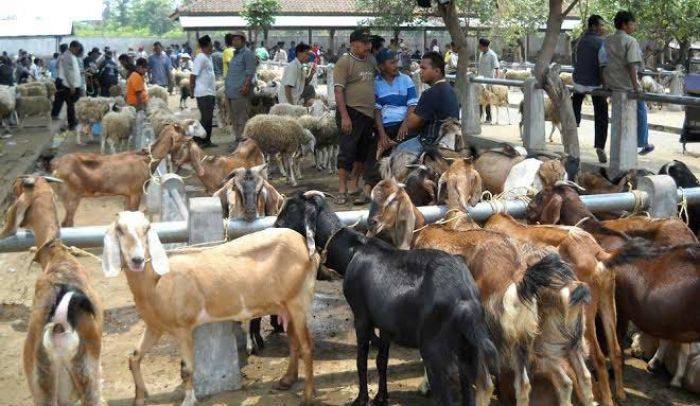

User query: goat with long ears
[1,175,104,405]
[101,211,319,406]
[213,163,282,223]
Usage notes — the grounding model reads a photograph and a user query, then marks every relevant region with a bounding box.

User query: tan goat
[518,98,562,142]
[484,213,623,406]
[213,164,284,222]
[102,211,319,405]
[1,175,104,405]
[173,138,265,194]
[478,84,511,125]
[50,123,191,226]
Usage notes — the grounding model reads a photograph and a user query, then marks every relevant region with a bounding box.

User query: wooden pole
[329,28,336,56]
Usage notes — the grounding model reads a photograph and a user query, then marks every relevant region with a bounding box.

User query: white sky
[1,0,105,22]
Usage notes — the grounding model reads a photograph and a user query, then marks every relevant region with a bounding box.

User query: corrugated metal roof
[0,16,73,37]
[178,0,370,15]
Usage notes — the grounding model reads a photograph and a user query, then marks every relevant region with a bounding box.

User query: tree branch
[562,0,579,19]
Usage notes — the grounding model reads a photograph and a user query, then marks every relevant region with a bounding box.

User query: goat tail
[455,299,499,375]
[379,156,392,181]
[42,284,96,360]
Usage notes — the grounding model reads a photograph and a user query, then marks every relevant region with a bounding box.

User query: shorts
[336,107,375,171]
[363,123,401,186]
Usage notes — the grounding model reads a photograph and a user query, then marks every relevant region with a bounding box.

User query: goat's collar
[320,226,345,267]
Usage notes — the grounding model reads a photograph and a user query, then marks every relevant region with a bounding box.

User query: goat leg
[374,331,390,406]
[248,318,265,354]
[275,318,300,390]
[598,281,625,401]
[270,315,284,333]
[129,327,161,405]
[585,307,615,406]
[513,346,531,406]
[175,330,197,406]
[474,362,494,406]
[671,343,690,388]
[648,339,670,373]
[422,344,453,406]
[288,307,314,405]
[70,354,103,406]
[568,349,595,406]
[352,320,372,405]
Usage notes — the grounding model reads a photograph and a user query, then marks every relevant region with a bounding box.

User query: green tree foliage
[241,0,281,43]
[357,0,427,28]
[78,0,182,37]
[491,0,547,47]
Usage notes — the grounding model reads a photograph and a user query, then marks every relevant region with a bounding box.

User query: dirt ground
[0,94,699,405]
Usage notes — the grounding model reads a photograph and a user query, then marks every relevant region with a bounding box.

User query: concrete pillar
[667,71,684,111]
[422,29,427,52]
[329,29,336,56]
[145,160,166,216]
[637,175,679,218]
[161,174,187,249]
[463,74,481,136]
[609,90,637,175]
[521,78,546,151]
[326,63,335,106]
[308,28,312,46]
[188,197,246,399]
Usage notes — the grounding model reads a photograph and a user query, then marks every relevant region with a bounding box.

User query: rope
[621,190,648,218]
[413,209,469,234]
[678,188,690,225]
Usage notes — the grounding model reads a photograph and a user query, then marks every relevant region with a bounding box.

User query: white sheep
[243,114,314,186]
[270,103,309,117]
[257,68,282,83]
[15,95,51,128]
[504,70,532,81]
[75,97,113,145]
[16,82,48,97]
[559,72,574,86]
[101,105,137,154]
[0,85,17,129]
[215,86,231,129]
[147,85,169,104]
[297,113,338,173]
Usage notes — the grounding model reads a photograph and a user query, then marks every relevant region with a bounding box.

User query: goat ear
[423,179,437,204]
[393,196,416,250]
[0,195,31,238]
[227,189,243,220]
[303,204,318,257]
[147,228,169,275]
[541,193,563,224]
[102,225,122,278]
[469,172,483,207]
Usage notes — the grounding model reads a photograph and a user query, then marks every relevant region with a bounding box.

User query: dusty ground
[0,94,699,405]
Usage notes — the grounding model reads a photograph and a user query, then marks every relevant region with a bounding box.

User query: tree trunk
[534,0,580,160]
[438,2,473,139]
[517,38,526,63]
[673,38,691,70]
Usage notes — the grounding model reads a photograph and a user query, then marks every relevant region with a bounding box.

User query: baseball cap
[231,31,246,40]
[376,48,396,64]
[350,28,371,43]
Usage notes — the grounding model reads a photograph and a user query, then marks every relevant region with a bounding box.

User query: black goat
[274,191,498,406]
[403,164,438,206]
[660,160,700,236]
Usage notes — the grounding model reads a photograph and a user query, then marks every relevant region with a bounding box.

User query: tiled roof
[178,0,370,16]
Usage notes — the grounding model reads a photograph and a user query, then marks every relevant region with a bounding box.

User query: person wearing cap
[333,28,376,205]
[98,50,119,96]
[279,43,314,105]
[224,31,257,143]
[190,35,217,147]
[148,41,172,89]
[179,53,193,71]
[52,40,83,131]
[358,48,418,204]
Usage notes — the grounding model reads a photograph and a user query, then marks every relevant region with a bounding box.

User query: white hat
[180,53,191,59]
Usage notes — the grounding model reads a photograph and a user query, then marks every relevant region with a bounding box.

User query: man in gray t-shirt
[477,38,500,123]
[224,31,257,142]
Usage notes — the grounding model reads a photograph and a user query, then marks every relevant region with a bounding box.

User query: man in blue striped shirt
[359,48,418,204]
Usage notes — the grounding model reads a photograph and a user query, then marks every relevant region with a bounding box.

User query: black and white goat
[660,160,700,236]
[274,191,498,405]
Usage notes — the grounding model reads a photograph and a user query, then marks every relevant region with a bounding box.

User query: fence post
[609,91,638,176]
[521,78,546,151]
[637,175,678,218]
[667,70,684,112]
[326,63,335,107]
[145,160,167,216]
[188,197,246,399]
[160,174,187,249]
[463,74,481,136]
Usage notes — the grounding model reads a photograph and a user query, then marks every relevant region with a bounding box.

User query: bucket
[91,122,102,138]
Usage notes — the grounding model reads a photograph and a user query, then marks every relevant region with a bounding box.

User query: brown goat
[437,158,483,210]
[173,138,265,193]
[50,123,188,227]
[1,176,104,405]
[213,164,283,222]
[472,144,526,194]
[484,213,623,406]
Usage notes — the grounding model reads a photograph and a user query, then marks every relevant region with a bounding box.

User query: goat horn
[43,176,64,184]
[555,180,586,192]
[303,190,327,199]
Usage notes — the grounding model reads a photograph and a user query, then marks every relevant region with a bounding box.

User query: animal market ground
[0,91,699,405]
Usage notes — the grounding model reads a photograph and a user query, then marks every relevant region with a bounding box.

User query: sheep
[249,92,277,116]
[39,79,57,99]
[102,211,320,406]
[296,113,338,173]
[108,84,121,97]
[146,85,169,103]
[173,68,189,87]
[477,84,511,125]
[148,107,178,137]
[15,95,52,128]
[0,84,17,120]
[0,175,103,405]
[641,75,665,109]
[243,114,314,186]
[178,78,191,109]
[505,69,532,81]
[270,102,309,117]
[75,97,112,145]
[215,86,231,129]
[16,82,48,97]
[101,105,137,154]
[257,68,282,83]
[559,72,574,86]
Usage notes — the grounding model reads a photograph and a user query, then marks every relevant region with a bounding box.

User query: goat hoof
[670,377,682,388]
[371,395,388,406]
[647,360,666,374]
[274,375,297,390]
[351,396,370,406]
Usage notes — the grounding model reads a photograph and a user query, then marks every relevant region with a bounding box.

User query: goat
[477,84,511,125]
[367,178,594,405]
[274,192,498,406]
[102,211,319,405]
[659,160,700,236]
[173,138,265,194]
[501,158,567,199]
[518,98,561,142]
[50,123,191,227]
[213,164,282,222]
[403,164,439,206]
[484,213,623,406]
[1,175,103,405]
[471,144,527,194]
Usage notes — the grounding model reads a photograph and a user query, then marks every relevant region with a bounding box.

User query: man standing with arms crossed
[225,31,257,144]
[333,28,376,205]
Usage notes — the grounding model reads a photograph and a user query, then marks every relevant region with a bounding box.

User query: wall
[0,35,186,57]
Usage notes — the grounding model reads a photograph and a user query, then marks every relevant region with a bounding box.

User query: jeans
[393,136,423,156]
[637,100,649,148]
[572,92,609,149]
[196,95,215,141]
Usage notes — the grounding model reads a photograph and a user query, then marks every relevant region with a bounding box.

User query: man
[573,15,609,163]
[444,41,458,74]
[222,34,235,78]
[255,41,269,61]
[274,41,287,63]
[601,10,654,155]
[287,41,297,63]
[211,40,224,79]
[477,38,500,124]
[392,51,460,156]
[190,35,217,147]
[51,40,83,131]
[224,31,257,143]
[147,42,172,89]
[47,52,60,79]
[359,48,418,204]
[98,50,119,96]
[333,28,376,205]
[279,43,315,105]
[126,58,149,109]
[0,56,14,86]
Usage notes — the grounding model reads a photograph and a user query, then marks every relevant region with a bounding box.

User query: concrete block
[463,74,481,136]
[637,175,679,218]
[610,91,638,176]
[161,174,187,249]
[521,78,546,151]
[145,161,167,216]
[326,63,336,106]
[187,196,246,399]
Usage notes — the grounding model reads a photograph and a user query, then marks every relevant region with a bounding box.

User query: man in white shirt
[273,42,288,64]
[190,35,217,147]
[51,40,83,130]
[278,43,315,105]
[477,37,500,124]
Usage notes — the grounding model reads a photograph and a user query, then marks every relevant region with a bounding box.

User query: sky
[1,0,105,22]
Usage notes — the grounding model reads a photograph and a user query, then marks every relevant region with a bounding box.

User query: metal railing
[1,185,698,253]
